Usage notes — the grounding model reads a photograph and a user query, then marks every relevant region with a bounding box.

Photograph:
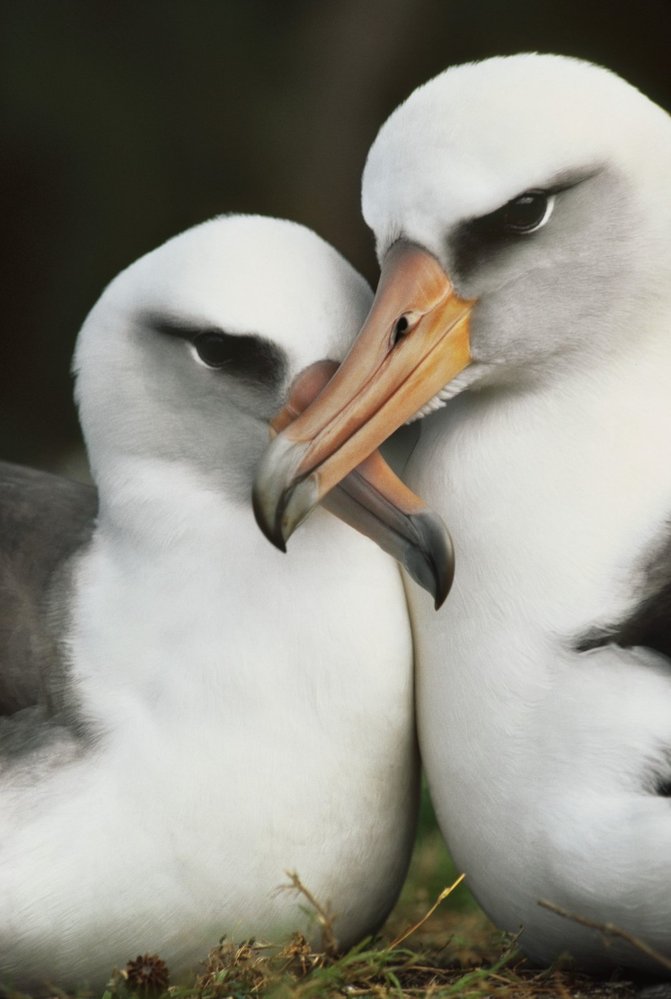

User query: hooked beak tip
[252,434,301,552]
[252,483,288,553]
[403,510,455,610]
[252,435,321,552]
[434,580,450,611]
[433,548,455,610]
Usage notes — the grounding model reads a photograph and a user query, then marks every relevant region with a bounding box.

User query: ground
[85,791,664,999]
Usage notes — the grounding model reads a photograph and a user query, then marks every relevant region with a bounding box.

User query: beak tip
[251,484,287,553]
[434,541,455,610]
[273,533,288,555]
[433,544,455,612]
[403,511,455,611]
[253,434,319,551]
[433,572,452,611]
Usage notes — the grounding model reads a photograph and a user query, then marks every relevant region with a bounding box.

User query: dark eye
[192,328,285,386]
[194,331,233,367]
[501,191,554,234]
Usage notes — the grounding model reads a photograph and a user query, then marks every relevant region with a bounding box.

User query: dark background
[2,0,670,476]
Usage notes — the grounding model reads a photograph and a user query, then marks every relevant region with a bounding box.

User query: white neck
[409,317,671,749]
[7,458,417,979]
[69,455,413,733]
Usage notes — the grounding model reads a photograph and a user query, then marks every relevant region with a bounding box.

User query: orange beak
[253,241,473,565]
[256,358,454,607]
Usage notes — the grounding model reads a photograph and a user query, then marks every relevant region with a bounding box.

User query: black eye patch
[450,168,599,279]
[451,191,552,276]
[144,315,286,389]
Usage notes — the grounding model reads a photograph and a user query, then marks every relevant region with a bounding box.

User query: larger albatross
[0,214,440,991]
[254,56,671,971]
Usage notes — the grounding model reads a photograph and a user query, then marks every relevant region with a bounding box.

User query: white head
[74,215,372,503]
[254,55,671,542]
[361,53,671,384]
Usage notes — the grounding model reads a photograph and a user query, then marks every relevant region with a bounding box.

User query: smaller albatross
[0,215,448,991]
[254,56,671,973]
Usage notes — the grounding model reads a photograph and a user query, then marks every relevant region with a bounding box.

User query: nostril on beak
[392,315,410,346]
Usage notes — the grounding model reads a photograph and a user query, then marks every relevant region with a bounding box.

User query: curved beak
[254,359,454,608]
[321,450,454,609]
[253,241,473,551]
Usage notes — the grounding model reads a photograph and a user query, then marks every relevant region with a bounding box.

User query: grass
[92,791,650,999]
[6,790,656,998]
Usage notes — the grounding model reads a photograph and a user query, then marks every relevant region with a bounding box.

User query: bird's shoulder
[0,461,97,716]
[578,524,671,662]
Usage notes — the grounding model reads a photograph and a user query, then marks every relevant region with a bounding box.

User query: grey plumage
[0,462,96,718]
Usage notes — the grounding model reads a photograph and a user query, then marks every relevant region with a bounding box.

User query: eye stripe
[451,189,554,277]
[450,168,601,279]
[143,314,286,389]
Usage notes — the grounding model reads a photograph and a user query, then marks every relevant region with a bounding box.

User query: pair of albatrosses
[4,51,671,988]
[257,54,671,975]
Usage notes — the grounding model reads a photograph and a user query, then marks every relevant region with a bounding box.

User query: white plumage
[255,55,671,972]
[0,216,417,990]
[361,56,671,971]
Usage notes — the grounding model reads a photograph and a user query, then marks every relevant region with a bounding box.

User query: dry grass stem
[280,870,339,956]
[538,898,671,973]
[388,873,466,949]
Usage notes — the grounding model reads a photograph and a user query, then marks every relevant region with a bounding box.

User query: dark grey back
[0,462,97,716]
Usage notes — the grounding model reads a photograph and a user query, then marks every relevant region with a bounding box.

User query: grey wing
[613,527,671,661]
[578,527,671,662]
[0,461,97,716]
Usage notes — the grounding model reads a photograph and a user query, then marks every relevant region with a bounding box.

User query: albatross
[253,56,671,972]
[0,214,448,991]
